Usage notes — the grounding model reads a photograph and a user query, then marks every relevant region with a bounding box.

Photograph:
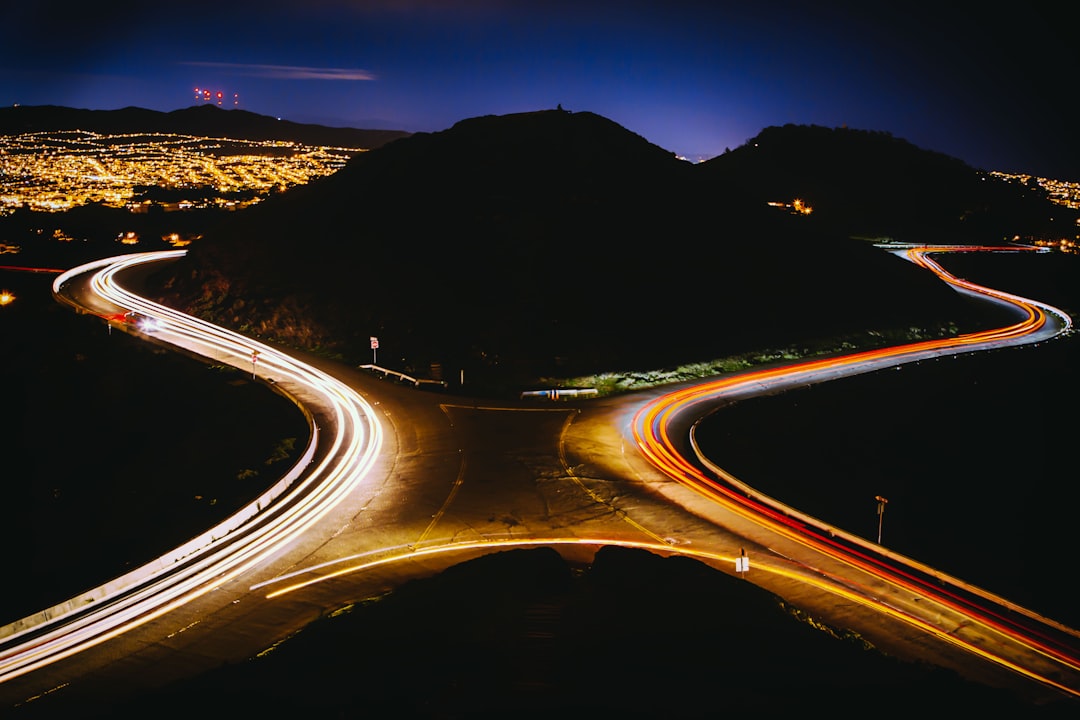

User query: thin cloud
[182,61,376,81]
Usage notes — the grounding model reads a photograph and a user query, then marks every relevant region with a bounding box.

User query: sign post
[251,350,260,379]
[875,495,888,544]
[370,336,379,365]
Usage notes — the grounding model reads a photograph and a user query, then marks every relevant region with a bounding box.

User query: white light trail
[0,251,384,683]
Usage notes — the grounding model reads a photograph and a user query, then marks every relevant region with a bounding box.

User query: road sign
[370,336,379,349]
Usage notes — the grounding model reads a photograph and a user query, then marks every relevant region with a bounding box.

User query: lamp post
[875,495,888,544]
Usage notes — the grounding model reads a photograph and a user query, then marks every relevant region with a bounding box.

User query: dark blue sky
[3,1,1078,179]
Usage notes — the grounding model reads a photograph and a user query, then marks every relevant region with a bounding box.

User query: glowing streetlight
[875,495,888,544]
[0,289,14,306]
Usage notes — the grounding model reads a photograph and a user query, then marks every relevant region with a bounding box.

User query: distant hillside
[0,104,410,149]
[144,109,1042,392]
[700,123,1072,244]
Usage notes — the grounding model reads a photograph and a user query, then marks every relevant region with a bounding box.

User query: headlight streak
[0,251,384,684]
[631,245,1079,697]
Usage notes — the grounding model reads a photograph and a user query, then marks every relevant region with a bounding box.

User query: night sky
[3,1,1078,179]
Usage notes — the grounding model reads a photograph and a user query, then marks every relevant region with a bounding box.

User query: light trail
[631,244,1080,697]
[0,250,384,683]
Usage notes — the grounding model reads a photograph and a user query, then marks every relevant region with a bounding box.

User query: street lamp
[875,495,888,544]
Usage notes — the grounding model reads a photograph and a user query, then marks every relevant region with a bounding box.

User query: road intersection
[1,245,1076,712]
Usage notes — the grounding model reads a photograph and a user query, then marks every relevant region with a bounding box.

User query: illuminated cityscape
[991,171,1080,210]
[990,171,1080,253]
[0,130,366,215]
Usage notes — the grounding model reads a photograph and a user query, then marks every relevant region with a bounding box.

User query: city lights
[0,129,365,216]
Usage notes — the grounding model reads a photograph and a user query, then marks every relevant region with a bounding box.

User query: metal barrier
[358,363,448,388]
[520,388,599,400]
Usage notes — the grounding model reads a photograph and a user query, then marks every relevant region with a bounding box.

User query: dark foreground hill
[144,109,1064,392]
[0,103,410,149]
[94,547,1072,719]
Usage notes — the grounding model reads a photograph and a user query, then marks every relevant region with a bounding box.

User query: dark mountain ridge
[0,103,410,149]
[145,108,1048,391]
[701,123,1071,244]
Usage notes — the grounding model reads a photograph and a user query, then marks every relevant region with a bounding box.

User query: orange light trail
[632,244,1079,696]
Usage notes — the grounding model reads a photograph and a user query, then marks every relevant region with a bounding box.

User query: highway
[0,244,1077,712]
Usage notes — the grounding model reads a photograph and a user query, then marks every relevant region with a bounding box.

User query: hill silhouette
[95,546,1069,719]
[0,103,410,149]
[701,123,1071,244]
[144,109,1059,391]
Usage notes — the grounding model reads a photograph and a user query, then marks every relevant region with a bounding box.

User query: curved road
[0,244,1077,712]
[633,245,1078,699]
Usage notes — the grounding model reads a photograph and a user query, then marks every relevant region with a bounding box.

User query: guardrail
[358,363,448,388]
[520,388,599,400]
